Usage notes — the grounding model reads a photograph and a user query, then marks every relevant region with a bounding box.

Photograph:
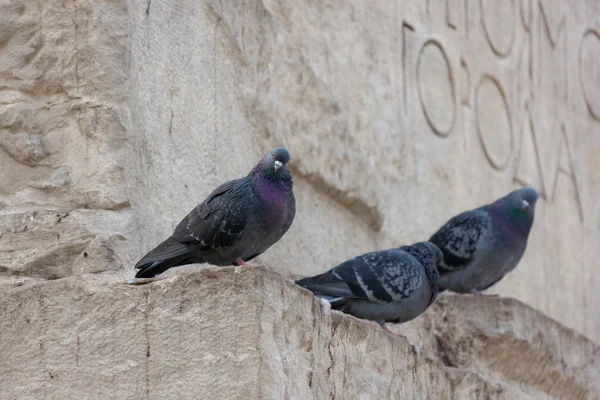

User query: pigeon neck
[250,164,293,188]
[488,203,532,238]
[250,169,293,206]
[423,261,439,307]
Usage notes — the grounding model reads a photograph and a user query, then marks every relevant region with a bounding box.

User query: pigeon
[134,147,295,278]
[295,242,442,333]
[429,186,539,295]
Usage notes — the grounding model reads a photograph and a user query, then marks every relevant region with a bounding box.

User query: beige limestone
[0,267,598,400]
[1,0,600,346]
[0,0,132,282]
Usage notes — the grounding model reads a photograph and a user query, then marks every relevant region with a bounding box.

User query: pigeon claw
[382,325,421,353]
[410,341,422,354]
[383,325,407,338]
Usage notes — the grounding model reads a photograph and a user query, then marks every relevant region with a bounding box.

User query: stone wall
[0,268,598,399]
[1,0,600,346]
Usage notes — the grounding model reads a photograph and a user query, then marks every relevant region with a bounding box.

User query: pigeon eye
[272,152,275,157]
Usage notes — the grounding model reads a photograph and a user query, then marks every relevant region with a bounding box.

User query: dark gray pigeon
[295,242,442,333]
[134,147,295,278]
[429,186,539,295]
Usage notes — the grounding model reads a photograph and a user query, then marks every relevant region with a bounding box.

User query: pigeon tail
[134,254,195,278]
[134,236,198,278]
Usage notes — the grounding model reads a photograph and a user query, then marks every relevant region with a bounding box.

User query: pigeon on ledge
[295,242,442,342]
[429,186,539,295]
[134,147,295,278]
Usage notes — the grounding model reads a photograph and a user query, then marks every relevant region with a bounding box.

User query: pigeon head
[403,241,441,305]
[407,241,443,265]
[426,242,444,265]
[258,147,291,178]
[500,186,539,222]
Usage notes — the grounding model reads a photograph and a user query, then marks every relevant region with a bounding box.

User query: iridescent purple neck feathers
[250,156,293,189]
[488,197,535,238]
[249,159,293,215]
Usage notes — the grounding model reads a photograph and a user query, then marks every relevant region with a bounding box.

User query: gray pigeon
[429,186,539,294]
[134,147,295,278]
[295,242,442,331]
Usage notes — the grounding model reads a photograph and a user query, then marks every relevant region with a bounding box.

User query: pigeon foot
[382,325,421,353]
[410,341,421,354]
[382,325,407,338]
[235,258,248,266]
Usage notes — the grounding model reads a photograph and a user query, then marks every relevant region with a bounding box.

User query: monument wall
[0,0,599,343]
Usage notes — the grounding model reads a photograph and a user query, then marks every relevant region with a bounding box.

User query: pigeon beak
[520,200,529,210]
[274,160,283,172]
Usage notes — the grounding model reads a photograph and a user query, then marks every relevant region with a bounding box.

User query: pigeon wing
[429,209,490,274]
[355,249,424,302]
[297,249,423,303]
[172,178,250,249]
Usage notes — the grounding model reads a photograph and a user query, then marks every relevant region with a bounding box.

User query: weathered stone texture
[0,267,597,399]
[0,0,132,281]
[1,0,600,348]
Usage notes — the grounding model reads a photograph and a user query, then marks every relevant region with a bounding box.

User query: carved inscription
[579,30,600,120]
[514,104,546,198]
[533,2,569,202]
[446,0,459,30]
[400,0,590,220]
[402,22,416,115]
[459,59,470,105]
[475,75,513,170]
[536,2,567,105]
[416,39,456,137]
[520,0,532,31]
[553,128,583,219]
[480,0,516,58]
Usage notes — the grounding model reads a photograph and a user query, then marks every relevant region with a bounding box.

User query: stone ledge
[0,266,597,400]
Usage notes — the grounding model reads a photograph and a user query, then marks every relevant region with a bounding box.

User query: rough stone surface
[1,0,600,346]
[0,0,133,284]
[0,267,598,400]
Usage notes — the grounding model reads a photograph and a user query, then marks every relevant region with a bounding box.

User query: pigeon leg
[235,258,249,266]
[379,321,406,337]
[382,324,407,338]
[380,322,421,353]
